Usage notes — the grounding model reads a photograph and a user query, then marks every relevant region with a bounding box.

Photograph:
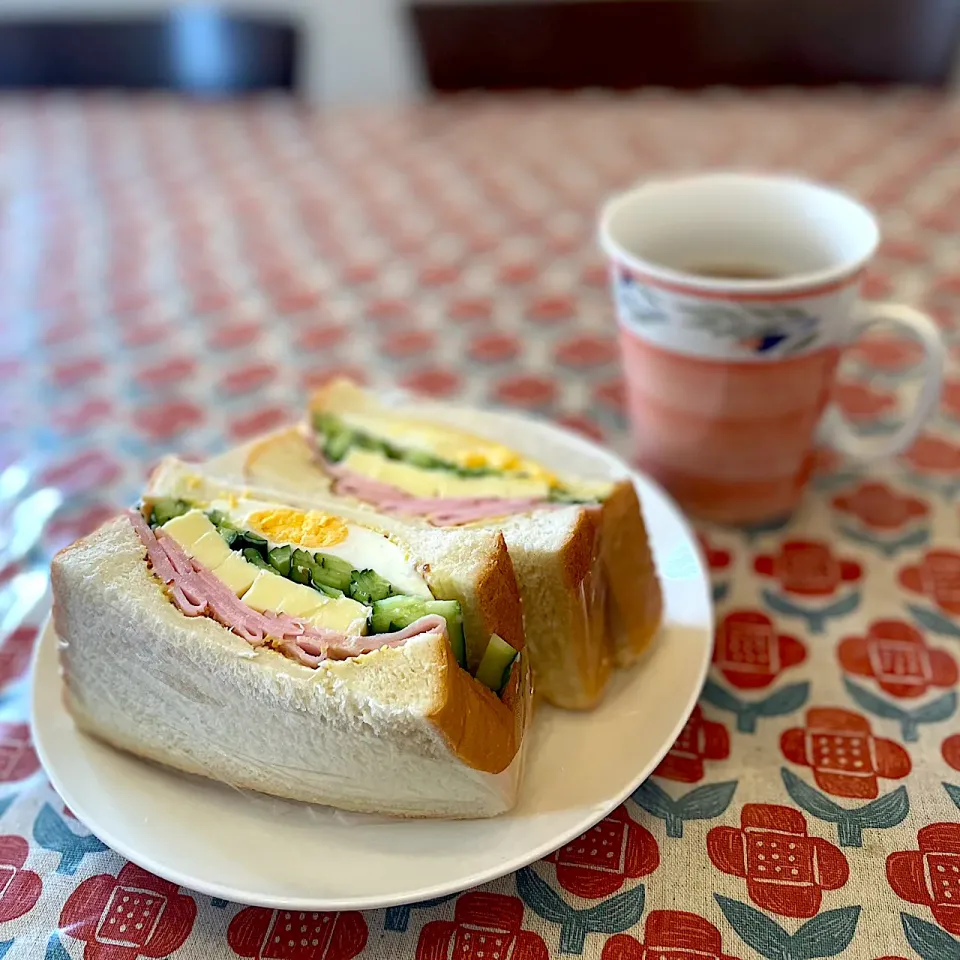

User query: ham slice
[326,460,553,526]
[126,510,448,668]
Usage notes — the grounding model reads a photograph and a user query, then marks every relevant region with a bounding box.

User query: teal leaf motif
[384,895,457,932]
[780,768,909,846]
[761,588,860,634]
[701,678,742,713]
[714,895,789,960]
[516,867,644,954]
[789,907,860,959]
[754,683,810,719]
[843,676,908,720]
[702,679,808,733]
[717,897,860,960]
[780,768,847,821]
[902,913,960,960]
[630,779,675,820]
[813,471,864,493]
[712,581,730,603]
[836,523,928,557]
[45,934,69,960]
[842,677,957,733]
[632,779,737,838]
[741,515,793,542]
[945,782,960,811]
[907,603,960,639]
[0,795,17,821]
[675,781,738,820]
[912,691,959,724]
[33,803,109,875]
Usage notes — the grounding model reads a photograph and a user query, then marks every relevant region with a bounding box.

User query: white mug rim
[598,172,881,298]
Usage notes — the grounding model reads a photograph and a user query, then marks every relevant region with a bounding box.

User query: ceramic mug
[599,172,945,526]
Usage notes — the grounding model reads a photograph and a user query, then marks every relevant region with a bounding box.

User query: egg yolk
[246,509,348,548]
[372,417,560,485]
[455,448,557,485]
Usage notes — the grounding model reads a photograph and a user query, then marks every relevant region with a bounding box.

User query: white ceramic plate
[31,409,712,910]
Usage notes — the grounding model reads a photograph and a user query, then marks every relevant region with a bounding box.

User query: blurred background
[1,0,959,101]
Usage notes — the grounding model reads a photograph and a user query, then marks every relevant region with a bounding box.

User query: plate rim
[30,422,712,910]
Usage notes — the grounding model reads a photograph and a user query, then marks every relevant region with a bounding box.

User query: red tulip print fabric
[713,611,806,689]
[60,864,196,959]
[837,620,958,698]
[707,804,849,917]
[781,709,911,799]
[754,541,861,597]
[654,706,730,783]
[5,92,960,960]
[546,805,659,898]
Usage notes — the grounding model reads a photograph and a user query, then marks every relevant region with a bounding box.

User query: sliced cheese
[276,582,332,619]
[241,570,301,614]
[305,599,369,636]
[242,571,368,635]
[211,552,260,596]
[190,529,233,570]
[339,412,539,472]
[341,449,552,501]
[161,510,217,552]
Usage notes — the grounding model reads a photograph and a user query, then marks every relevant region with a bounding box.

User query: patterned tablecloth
[2,90,960,960]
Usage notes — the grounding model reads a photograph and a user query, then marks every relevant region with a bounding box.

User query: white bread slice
[52,517,531,819]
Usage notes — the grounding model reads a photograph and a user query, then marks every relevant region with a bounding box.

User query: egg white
[210,498,432,598]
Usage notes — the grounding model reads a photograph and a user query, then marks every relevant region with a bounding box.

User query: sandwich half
[235,380,662,710]
[53,465,530,819]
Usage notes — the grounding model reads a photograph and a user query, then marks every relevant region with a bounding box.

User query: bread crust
[599,480,663,667]
[522,509,612,710]
[473,533,525,655]
[427,638,531,775]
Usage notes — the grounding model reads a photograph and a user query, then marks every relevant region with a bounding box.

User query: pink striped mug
[599,173,944,525]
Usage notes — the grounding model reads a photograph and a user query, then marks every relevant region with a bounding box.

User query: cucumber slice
[242,547,272,571]
[348,569,394,605]
[267,545,293,577]
[369,596,466,665]
[150,498,190,527]
[475,634,518,694]
[323,430,354,462]
[312,412,343,436]
[316,553,354,575]
[406,450,448,470]
[548,488,597,505]
[424,599,466,667]
[290,548,314,585]
[236,530,268,552]
[218,526,239,547]
[206,511,240,547]
[313,578,345,599]
[369,596,428,634]
[312,553,353,592]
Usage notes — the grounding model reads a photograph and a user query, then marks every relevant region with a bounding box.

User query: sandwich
[231,380,662,710]
[52,464,531,819]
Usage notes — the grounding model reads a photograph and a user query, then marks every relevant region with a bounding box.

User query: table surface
[3,90,960,960]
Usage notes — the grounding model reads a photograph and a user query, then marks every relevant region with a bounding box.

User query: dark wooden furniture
[0,8,299,93]
[411,0,960,90]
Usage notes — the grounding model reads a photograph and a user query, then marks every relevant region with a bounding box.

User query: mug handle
[820,302,945,462]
